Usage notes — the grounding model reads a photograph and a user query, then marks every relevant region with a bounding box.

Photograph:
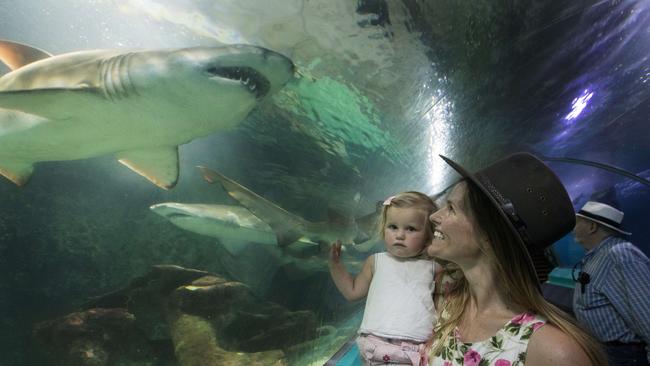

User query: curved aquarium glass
[1,1,648,365]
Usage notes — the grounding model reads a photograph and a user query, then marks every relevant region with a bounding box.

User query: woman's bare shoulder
[525,323,592,366]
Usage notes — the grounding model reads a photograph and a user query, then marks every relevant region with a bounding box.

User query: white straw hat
[576,201,631,235]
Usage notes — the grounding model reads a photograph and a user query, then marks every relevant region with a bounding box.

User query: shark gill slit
[99,57,115,100]
[111,54,126,99]
[120,53,138,97]
[100,53,136,100]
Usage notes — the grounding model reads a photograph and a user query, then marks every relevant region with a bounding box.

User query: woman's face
[427,182,484,263]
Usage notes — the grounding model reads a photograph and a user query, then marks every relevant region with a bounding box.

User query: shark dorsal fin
[197,166,308,247]
[0,40,52,71]
[117,146,179,190]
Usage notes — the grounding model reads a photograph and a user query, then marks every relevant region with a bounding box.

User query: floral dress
[428,312,547,366]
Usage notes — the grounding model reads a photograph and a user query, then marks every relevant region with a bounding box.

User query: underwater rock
[83,264,212,340]
[221,309,318,352]
[168,312,286,366]
[39,264,320,365]
[169,275,250,315]
[169,274,319,352]
[84,264,211,309]
[33,307,151,366]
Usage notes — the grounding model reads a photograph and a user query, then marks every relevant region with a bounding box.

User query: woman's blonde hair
[378,191,437,240]
[431,180,606,365]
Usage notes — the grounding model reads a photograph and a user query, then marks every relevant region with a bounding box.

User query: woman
[426,153,606,366]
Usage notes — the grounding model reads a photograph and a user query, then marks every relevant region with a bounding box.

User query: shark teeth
[205,66,270,99]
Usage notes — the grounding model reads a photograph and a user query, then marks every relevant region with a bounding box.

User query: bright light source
[425,92,453,191]
[565,89,594,121]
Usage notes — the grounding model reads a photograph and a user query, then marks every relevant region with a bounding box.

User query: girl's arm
[328,240,374,301]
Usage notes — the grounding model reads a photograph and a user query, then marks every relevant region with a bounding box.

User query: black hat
[439,152,575,282]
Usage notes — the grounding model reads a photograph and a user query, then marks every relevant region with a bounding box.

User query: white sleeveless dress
[359,252,437,342]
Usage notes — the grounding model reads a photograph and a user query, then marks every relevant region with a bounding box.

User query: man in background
[572,200,650,365]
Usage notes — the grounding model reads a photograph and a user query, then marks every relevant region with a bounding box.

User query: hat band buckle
[477,173,531,246]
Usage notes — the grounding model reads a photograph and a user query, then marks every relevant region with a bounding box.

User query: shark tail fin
[0,40,52,71]
[117,146,179,190]
[0,162,34,186]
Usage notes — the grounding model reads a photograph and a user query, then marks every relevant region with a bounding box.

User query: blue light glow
[564,89,594,121]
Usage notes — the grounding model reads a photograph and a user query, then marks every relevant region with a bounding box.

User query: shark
[150,200,381,253]
[0,40,294,189]
[150,200,380,293]
[150,203,276,245]
[197,166,379,247]
[149,202,322,256]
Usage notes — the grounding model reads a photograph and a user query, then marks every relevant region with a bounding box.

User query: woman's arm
[526,324,593,366]
[328,240,374,301]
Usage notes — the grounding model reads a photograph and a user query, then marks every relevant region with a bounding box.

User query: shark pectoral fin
[276,231,303,247]
[0,88,102,119]
[0,161,34,186]
[0,40,52,70]
[117,146,179,190]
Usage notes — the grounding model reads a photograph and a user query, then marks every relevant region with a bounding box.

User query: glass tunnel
[0,1,648,365]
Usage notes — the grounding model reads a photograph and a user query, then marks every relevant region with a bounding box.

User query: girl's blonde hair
[378,191,437,240]
[431,180,606,365]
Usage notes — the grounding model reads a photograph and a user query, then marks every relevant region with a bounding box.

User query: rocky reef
[33,265,322,366]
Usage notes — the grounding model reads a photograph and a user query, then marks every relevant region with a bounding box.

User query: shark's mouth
[167,213,191,219]
[206,66,271,99]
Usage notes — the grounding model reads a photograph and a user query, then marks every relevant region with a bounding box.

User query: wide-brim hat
[439,152,575,284]
[576,201,631,235]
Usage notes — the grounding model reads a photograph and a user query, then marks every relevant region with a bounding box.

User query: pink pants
[356,334,428,366]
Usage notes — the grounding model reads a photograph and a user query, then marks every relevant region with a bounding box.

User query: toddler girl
[329,191,440,365]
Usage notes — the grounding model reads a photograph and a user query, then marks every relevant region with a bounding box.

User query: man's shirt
[572,236,650,356]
